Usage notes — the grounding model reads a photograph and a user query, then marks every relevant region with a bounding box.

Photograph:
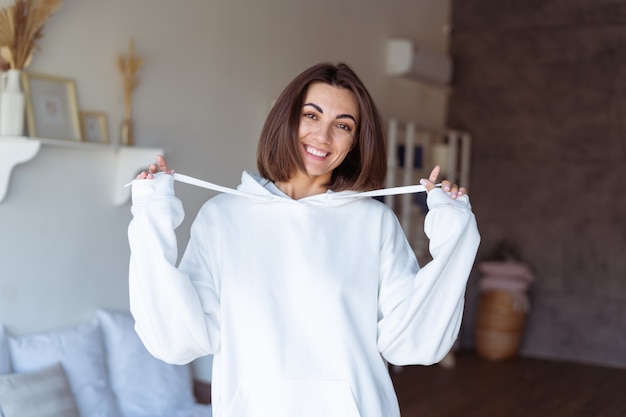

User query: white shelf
[0,136,162,205]
[0,137,41,203]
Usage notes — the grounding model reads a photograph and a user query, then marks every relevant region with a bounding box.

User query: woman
[128,62,480,417]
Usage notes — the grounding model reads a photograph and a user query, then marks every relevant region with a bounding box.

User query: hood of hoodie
[172,171,431,207]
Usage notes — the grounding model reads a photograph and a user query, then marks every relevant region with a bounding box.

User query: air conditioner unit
[386,39,452,87]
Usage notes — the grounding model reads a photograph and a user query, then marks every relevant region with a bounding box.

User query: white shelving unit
[0,136,163,205]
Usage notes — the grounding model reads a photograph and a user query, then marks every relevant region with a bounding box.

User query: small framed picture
[21,72,82,141]
[80,111,109,144]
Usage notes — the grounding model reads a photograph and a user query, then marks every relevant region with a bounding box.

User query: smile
[305,145,328,157]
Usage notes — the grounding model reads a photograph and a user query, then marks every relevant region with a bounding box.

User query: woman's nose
[312,123,332,144]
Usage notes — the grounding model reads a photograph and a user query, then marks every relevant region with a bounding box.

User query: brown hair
[256,62,387,191]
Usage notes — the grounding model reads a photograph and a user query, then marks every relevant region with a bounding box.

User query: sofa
[0,309,212,417]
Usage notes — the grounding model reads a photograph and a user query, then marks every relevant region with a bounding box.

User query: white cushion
[0,325,10,375]
[97,309,196,417]
[0,363,80,417]
[8,319,123,417]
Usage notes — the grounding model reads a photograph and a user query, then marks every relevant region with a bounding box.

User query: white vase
[0,69,26,136]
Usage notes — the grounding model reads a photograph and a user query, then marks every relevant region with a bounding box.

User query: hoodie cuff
[426,188,472,211]
[131,173,176,205]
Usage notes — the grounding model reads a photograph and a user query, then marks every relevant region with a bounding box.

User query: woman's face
[297,82,359,181]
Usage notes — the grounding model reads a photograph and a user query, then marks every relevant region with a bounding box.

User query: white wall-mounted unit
[386,38,453,87]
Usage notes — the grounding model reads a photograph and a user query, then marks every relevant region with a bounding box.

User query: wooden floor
[391,350,626,417]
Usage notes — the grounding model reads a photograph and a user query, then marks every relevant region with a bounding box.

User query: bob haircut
[257,62,387,192]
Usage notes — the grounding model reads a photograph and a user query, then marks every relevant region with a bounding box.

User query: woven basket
[475,290,525,360]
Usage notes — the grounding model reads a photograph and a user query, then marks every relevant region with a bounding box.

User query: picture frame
[21,72,82,141]
[80,111,109,144]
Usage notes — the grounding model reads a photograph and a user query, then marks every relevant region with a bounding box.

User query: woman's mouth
[305,145,328,158]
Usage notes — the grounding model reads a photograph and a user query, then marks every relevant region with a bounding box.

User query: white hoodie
[128,171,480,417]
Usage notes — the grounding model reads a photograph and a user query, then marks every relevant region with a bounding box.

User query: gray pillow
[0,363,79,417]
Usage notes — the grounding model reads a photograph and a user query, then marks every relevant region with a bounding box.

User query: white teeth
[306,146,328,157]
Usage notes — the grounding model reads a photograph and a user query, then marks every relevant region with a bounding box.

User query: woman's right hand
[136,155,173,180]
[420,165,466,200]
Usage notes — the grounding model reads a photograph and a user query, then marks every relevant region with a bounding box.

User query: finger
[156,155,169,173]
[428,165,441,183]
[136,171,148,180]
[458,186,467,196]
[449,183,459,200]
[420,178,436,192]
[420,165,442,192]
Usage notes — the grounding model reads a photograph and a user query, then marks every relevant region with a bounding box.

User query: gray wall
[448,0,626,368]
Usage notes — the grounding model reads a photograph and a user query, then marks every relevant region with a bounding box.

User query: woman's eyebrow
[304,103,356,122]
[336,113,356,123]
[304,102,323,113]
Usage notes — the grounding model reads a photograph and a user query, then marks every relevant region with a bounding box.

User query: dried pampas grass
[117,39,142,120]
[0,0,63,70]
[117,39,143,145]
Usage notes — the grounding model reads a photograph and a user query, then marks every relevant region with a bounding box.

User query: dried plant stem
[117,39,143,145]
[117,39,142,121]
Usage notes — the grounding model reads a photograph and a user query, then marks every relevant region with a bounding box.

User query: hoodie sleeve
[128,174,220,365]
[377,188,480,366]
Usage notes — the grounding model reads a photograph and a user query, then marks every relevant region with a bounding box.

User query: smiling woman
[127,62,480,417]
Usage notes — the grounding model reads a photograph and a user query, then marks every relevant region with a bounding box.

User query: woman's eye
[337,123,352,132]
[303,112,317,120]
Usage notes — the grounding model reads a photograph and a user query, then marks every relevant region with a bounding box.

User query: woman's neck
[275,171,330,200]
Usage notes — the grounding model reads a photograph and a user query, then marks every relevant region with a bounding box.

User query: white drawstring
[126,172,440,199]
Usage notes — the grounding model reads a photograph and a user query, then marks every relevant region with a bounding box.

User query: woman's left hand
[420,165,467,200]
